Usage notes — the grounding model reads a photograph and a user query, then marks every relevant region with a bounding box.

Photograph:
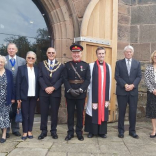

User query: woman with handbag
[0,55,15,143]
[16,51,39,140]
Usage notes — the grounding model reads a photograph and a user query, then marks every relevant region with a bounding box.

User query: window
[0,0,51,62]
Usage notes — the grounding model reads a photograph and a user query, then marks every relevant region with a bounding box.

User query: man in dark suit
[63,44,90,141]
[5,43,26,138]
[38,47,64,140]
[115,45,142,139]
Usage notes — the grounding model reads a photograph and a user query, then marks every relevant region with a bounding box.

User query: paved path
[0,120,155,156]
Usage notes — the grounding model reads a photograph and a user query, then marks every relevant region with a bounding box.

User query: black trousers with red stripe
[66,98,85,136]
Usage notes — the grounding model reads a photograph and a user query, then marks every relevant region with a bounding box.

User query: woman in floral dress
[0,55,15,143]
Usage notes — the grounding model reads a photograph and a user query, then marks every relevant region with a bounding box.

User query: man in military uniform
[63,44,90,141]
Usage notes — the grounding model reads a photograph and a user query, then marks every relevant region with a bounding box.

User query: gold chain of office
[43,60,61,77]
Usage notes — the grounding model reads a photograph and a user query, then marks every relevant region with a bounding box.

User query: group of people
[0,42,155,144]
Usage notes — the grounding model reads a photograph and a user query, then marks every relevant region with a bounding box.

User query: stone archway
[32,0,91,123]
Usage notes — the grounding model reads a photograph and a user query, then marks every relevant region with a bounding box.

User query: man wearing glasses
[38,47,64,140]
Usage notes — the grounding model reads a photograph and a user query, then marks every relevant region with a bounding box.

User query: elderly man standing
[85,47,111,138]
[38,47,64,140]
[5,43,26,137]
[115,45,142,139]
[63,44,90,141]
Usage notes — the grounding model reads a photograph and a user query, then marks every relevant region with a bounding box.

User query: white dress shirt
[9,55,16,60]
[48,59,55,68]
[125,58,132,68]
[27,67,35,96]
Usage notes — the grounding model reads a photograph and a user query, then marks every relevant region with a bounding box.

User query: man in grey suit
[115,45,142,139]
[5,43,26,138]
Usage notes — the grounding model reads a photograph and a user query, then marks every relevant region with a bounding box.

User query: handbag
[15,109,23,123]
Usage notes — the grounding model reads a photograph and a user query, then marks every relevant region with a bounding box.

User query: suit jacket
[144,64,156,93]
[38,60,64,97]
[115,58,142,96]
[16,65,39,100]
[5,69,15,105]
[63,61,90,99]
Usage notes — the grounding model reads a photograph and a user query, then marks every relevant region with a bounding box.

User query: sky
[0,0,47,45]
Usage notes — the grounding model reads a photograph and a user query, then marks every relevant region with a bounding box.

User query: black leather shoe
[65,134,74,141]
[118,133,124,138]
[99,134,107,138]
[12,131,21,136]
[77,135,84,141]
[6,133,10,138]
[51,133,58,139]
[87,133,94,138]
[38,133,47,140]
[21,136,27,140]
[129,133,139,139]
[0,138,6,143]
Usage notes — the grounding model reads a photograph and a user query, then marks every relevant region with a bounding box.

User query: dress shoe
[27,135,33,139]
[6,133,10,138]
[99,134,107,138]
[129,133,139,139]
[38,133,47,140]
[118,133,124,138]
[51,133,58,139]
[21,136,27,140]
[65,134,74,141]
[87,133,94,138]
[0,138,6,143]
[77,135,84,141]
[12,131,21,136]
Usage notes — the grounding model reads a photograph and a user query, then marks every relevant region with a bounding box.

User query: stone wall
[39,0,155,122]
[117,0,131,60]
[117,0,156,119]
[130,0,156,117]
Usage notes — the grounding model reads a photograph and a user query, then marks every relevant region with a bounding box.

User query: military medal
[12,67,15,71]
[80,66,83,71]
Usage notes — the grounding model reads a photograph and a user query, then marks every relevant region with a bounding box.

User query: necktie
[50,61,53,70]
[127,59,130,75]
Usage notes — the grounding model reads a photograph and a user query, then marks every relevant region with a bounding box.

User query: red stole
[97,60,106,124]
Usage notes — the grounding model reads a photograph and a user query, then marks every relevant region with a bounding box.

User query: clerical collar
[72,60,81,63]
[98,61,104,65]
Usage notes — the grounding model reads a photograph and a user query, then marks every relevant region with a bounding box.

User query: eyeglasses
[47,52,55,55]
[27,57,35,60]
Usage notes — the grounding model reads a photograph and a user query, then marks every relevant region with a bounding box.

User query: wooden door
[77,0,118,122]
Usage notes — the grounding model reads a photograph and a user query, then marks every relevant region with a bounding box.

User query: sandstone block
[131,5,156,25]
[118,14,130,25]
[130,25,139,43]
[140,25,156,43]
[118,3,130,15]
[131,43,150,61]
[118,24,130,42]
[151,43,156,53]
[117,42,129,51]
